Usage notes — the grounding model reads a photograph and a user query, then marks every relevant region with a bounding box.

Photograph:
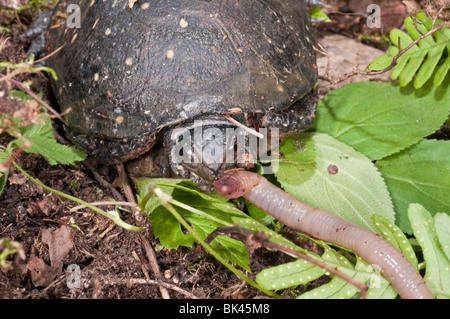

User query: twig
[0,73,67,125]
[70,201,137,212]
[140,232,171,299]
[224,114,264,139]
[101,276,199,299]
[317,9,446,85]
[32,44,65,65]
[0,140,31,172]
[210,226,368,299]
[365,22,443,75]
[81,159,125,202]
[115,164,171,299]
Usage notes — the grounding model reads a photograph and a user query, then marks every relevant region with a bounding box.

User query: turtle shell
[46,0,317,162]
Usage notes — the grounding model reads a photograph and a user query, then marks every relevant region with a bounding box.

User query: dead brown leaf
[42,225,74,271]
[25,255,58,287]
[8,173,28,186]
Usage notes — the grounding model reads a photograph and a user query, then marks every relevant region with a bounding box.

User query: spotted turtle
[45,0,318,185]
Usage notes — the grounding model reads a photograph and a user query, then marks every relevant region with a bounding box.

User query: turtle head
[163,115,255,190]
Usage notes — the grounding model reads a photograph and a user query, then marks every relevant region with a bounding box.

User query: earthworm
[213,170,434,299]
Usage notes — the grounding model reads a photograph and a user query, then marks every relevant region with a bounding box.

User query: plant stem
[150,185,283,299]
[12,160,142,232]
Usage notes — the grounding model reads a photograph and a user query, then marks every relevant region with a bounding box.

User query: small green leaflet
[209,235,250,272]
[376,139,450,234]
[12,116,86,165]
[367,11,450,88]
[256,257,326,291]
[408,204,450,298]
[434,213,450,263]
[246,200,275,227]
[309,6,331,24]
[0,148,9,196]
[312,80,450,161]
[373,214,418,270]
[275,132,395,233]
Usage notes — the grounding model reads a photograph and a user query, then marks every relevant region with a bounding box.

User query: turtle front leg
[26,10,53,63]
[260,91,317,134]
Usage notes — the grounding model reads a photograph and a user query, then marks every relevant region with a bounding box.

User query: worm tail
[214,171,434,299]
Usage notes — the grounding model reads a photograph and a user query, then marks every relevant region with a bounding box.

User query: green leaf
[246,200,275,227]
[0,148,9,196]
[434,213,450,263]
[279,133,316,164]
[366,49,395,71]
[312,80,450,161]
[309,6,331,24]
[209,235,250,272]
[256,257,326,290]
[433,27,450,86]
[150,204,196,248]
[373,214,418,270]
[363,258,398,299]
[376,140,450,233]
[275,132,395,233]
[408,204,450,298]
[12,116,86,165]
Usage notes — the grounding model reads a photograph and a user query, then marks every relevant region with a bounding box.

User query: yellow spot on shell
[125,57,133,66]
[166,50,175,59]
[141,2,150,10]
[115,116,124,124]
[105,28,111,36]
[179,18,188,28]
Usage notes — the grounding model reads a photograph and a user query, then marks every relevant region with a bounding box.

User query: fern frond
[368,11,449,89]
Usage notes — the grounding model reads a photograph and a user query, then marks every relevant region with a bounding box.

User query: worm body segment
[214,170,434,299]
